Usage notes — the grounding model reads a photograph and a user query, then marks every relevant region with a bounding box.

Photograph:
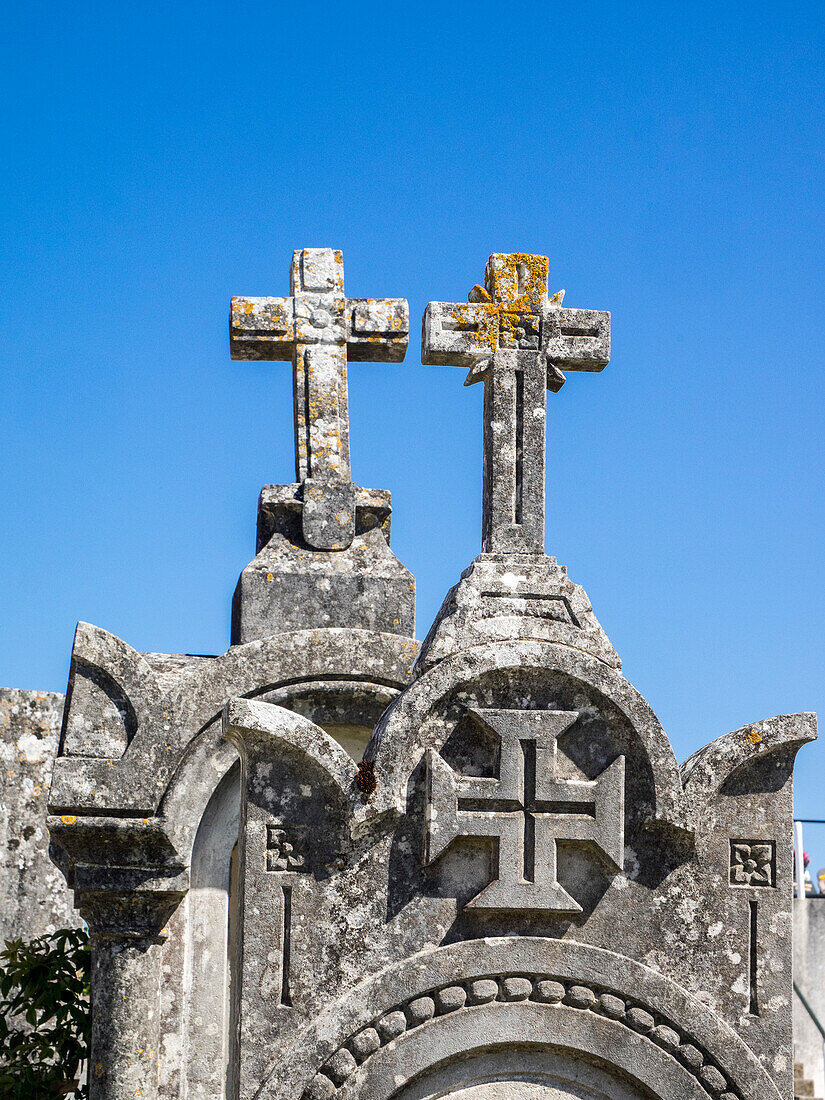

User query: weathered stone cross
[422,253,610,555]
[231,248,408,550]
[425,709,624,913]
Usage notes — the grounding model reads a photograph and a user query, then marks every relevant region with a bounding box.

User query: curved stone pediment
[50,621,418,816]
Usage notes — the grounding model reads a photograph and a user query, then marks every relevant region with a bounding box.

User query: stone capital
[48,813,187,939]
[77,886,186,943]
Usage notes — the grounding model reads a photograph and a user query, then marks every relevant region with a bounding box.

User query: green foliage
[0,929,90,1100]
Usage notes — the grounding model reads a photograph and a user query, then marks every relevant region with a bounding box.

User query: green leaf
[0,928,90,1100]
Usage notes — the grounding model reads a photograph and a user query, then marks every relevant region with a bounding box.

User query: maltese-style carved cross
[422,253,610,555]
[231,248,408,550]
[425,709,625,913]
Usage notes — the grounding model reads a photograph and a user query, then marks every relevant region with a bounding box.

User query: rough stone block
[0,688,75,939]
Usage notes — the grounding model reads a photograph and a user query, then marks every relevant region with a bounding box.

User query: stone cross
[231,248,408,550]
[425,708,624,913]
[422,253,610,555]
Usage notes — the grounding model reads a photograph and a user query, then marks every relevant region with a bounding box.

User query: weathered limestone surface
[422,252,609,555]
[0,687,76,939]
[46,250,814,1100]
[232,483,414,643]
[230,248,413,643]
[416,553,619,673]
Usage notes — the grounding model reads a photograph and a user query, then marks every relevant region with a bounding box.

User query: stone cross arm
[420,253,611,555]
[421,252,610,391]
[423,300,610,379]
[425,708,625,913]
[230,295,409,362]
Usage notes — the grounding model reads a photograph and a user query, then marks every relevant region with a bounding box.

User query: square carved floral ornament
[730,840,776,888]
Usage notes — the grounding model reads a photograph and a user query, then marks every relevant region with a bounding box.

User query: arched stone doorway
[393,1048,648,1100]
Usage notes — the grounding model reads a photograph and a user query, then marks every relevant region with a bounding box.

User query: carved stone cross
[230,248,408,550]
[425,708,624,913]
[422,253,610,555]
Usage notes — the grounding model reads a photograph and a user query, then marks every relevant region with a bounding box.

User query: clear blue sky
[1,3,824,823]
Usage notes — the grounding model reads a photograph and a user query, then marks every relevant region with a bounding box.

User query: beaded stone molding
[301,972,740,1100]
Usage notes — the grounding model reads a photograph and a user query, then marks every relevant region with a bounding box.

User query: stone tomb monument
[47,250,814,1100]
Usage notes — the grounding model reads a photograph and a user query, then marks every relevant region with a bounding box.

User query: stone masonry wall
[0,688,77,940]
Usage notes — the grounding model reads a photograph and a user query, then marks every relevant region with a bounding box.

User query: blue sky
[1,2,824,824]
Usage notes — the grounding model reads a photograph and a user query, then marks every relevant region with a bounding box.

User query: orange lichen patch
[60,814,76,825]
[484,253,549,308]
[447,303,498,355]
[440,254,553,361]
[746,727,762,745]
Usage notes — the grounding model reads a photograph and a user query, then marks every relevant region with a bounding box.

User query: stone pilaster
[48,815,187,1100]
[79,890,184,1100]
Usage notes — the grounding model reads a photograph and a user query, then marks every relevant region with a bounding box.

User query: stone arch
[392,1047,650,1100]
[366,642,689,837]
[255,938,781,1100]
[339,1005,708,1100]
[51,627,417,815]
[157,700,370,1099]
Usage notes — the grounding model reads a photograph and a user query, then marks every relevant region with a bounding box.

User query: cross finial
[230,248,409,550]
[422,252,610,555]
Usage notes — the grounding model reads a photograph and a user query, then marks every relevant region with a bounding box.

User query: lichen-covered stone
[534,980,566,1004]
[43,249,813,1100]
[422,253,609,556]
[0,688,76,939]
[232,485,415,644]
[229,248,414,641]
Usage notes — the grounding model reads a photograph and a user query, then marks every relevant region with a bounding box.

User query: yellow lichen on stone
[485,252,549,308]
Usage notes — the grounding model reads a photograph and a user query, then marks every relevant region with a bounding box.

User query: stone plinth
[232,484,415,644]
[416,552,619,673]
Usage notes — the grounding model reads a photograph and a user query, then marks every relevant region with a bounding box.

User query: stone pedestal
[416,553,619,673]
[232,484,415,643]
